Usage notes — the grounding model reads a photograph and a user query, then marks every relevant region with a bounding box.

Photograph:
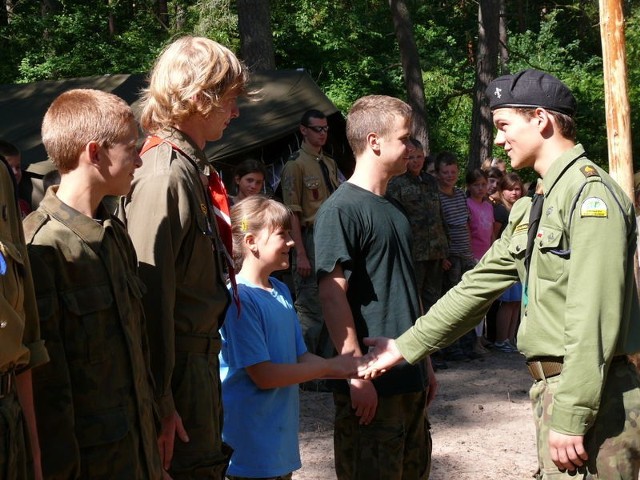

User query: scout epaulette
[580,165,600,178]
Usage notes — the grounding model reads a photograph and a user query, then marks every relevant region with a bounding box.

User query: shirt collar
[40,187,112,254]
[301,141,324,161]
[540,143,586,196]
[162,127,211,174]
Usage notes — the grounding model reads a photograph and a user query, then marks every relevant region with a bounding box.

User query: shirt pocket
[61,285,114,364]
[535,224,567,281]
[507,230,528,260]
[74,406,130,449]
[0,240,25,312]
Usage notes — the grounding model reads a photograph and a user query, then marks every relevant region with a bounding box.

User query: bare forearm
[290,213,307,258]
[246,356,330,389]
[319,274,361,356]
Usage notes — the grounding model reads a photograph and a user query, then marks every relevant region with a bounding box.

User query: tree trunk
[237,0,275,71]
[388,0,430,154]
[468,0,500,171]
[499,0,509,73]
[107,0,115,37]
[598,0,639,348]
[157,0,168,29]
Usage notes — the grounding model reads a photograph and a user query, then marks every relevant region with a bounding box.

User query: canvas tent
[0,69,352,205]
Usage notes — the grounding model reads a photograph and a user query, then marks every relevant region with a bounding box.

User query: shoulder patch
[22,211,50,242]
[288,151,301,161]
[580,197,607,218]
[580,165,600,178]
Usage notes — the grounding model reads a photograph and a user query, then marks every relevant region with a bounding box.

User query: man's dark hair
[301,109,326,126]
[0,140,20,157]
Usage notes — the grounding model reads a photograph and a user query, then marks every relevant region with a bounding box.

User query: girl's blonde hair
[140,36,248,133]
[231,195,292,270]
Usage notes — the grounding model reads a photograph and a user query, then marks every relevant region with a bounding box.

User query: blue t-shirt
[220,276,307,477]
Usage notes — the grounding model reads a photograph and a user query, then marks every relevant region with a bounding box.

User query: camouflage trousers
[413,259,444,314]
[170,350,232,479]
[293,228,332,357]
[333,390,431,480]
[0,391,32,480]
[530,359,640,479]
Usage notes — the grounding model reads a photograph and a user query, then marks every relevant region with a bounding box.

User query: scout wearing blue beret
[361,69,640,479]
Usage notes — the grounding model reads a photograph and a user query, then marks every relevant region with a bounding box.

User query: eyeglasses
[305,125,329,133]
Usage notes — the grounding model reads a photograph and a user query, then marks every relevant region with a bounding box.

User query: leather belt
[526,356,629,381]
[175,334,221,355]
[0,369,16,399]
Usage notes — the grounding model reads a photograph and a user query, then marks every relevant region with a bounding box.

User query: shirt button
[0,320,7,329]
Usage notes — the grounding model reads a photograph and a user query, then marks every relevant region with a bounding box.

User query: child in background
[230,159,267,205]
[493,172,525,352]
[466,169,495,261]
[436,152,478,360]
[466,169,495,354]
[220,195,359,480]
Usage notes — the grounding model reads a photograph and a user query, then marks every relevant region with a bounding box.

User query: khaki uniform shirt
[122,128,230,418]
[387,172,448,261]
[281,141,339,227]
[397,144,640,435]
[0,160,47,372]
[23,189,161,478]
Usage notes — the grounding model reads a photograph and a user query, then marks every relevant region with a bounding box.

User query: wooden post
[599,0,639,371]
[599,0,633,196]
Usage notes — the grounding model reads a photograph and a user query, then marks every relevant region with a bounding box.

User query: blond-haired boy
[122,36,248,478]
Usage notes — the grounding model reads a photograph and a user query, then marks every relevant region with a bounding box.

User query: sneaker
[493,341,517,353]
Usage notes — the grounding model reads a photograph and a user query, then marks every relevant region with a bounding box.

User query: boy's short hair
[140,36,248,133]
[434,151,458,172]
[301,109,326,126]
[42,89,135,173]
[514,107,577,142]
[346,95,412,157]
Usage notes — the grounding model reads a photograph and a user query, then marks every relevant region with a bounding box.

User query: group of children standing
[431,151,526,359]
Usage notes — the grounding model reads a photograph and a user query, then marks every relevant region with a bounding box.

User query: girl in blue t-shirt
[220,195,358,480]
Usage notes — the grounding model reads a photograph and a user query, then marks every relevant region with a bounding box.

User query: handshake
[329,337,405,380]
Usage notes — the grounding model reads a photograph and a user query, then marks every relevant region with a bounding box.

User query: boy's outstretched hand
[358,337,405,379]
[325,352,369,379]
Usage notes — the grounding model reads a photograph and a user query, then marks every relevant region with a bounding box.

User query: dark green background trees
[1,0,637,171]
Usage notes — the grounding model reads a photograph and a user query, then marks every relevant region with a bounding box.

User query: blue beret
[486,69,576,116]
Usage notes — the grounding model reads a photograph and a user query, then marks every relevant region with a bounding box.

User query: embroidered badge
[494,87,502,99]
[514,223,529,234]
[580,165,600,178]
[580,197,608,218]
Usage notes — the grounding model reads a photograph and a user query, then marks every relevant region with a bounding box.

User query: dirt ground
[296,350,539,479]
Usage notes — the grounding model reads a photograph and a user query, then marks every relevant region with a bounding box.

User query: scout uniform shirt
[396,144,640,436]
[123,128,231,419]
[23,188,161,478]
[281,141,340,228]
[0,158,48,480]
[0,161,48,373]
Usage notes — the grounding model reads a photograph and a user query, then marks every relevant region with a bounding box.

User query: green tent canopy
[0,69,353,205]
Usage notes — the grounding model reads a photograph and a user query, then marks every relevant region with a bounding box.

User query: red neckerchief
[139,135,240,311]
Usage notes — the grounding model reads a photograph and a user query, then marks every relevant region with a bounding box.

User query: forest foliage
[1,0,638,171]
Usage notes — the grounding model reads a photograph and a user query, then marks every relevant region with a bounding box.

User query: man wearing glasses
[281,110,340,361]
